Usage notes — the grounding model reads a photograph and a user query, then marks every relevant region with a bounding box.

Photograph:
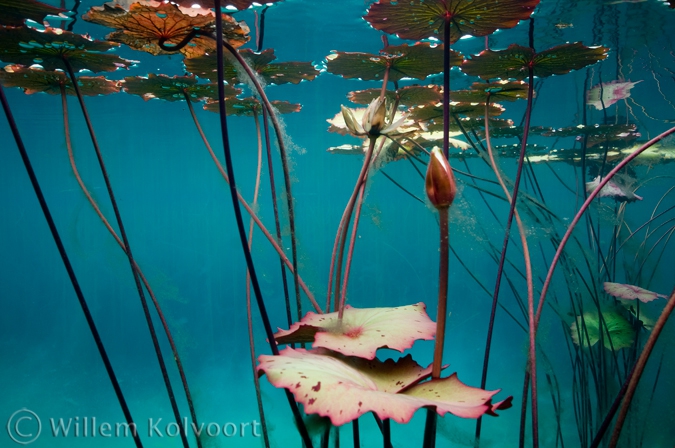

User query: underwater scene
[1,0,675,447]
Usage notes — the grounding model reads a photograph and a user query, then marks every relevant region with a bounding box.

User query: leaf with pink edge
[273,303,436,360]
[585,176,643,202]
[586,80,642,110]
[257,347,509,426]
[604,282,667,303]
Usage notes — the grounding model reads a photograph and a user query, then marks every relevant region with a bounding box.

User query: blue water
[2,0,675,447]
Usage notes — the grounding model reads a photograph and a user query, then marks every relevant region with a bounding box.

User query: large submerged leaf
[0,0,67,26]
[122,74,237,102]
[83,2,249,58]
[462,43,609,80]
[570,310,635,350]
[185,48,319,85]
[364,0,539,43]
[258,348,509,425]
[604,282,667,303]
[0,65,120,96]
[326,43,460,82]
[274,303,436,360]
[0,26,134,73]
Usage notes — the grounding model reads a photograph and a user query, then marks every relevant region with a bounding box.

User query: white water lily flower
[340,97,411,138]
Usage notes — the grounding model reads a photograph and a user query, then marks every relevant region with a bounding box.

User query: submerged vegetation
[1,0,675,447]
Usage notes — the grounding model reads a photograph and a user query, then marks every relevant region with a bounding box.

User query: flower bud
[425,147,457,209]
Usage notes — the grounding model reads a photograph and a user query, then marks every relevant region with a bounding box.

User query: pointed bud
[425,147,457,209]
[341,104,364,136]
[363,97,387,135]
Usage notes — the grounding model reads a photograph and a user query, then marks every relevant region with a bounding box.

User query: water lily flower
[340,97,408,138]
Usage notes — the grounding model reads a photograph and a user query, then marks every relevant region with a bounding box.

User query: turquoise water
[1,0,675,447]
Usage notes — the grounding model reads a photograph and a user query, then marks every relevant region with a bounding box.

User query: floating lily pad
[83,2,249,58]
[0,65,120,96]
[122,74,238,102]
[365,0,539,43]
[604,282,667,303]
[204,97,301,116]
[348,85,443,107]
[542,123,637,138]
[326,43,460,82]
[476,125,551,138]
[570,310,635,350]
[273,303,436,360]
[172,0,284,10]
[185,48,319,85]
[0,0,67,26]
[408,102,505,123]
[258,347,510,425]
[0,26,134,73]
[462,43,609,80]
[450,80,530,102]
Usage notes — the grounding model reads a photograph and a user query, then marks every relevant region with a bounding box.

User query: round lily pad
[0,64,120,96]
[204,97,301,116]
[122,74,238,102]
[348,85,443,107]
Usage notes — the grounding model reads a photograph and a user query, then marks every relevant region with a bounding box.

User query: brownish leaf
[0,26,134,73]
[364,0,539,43]
[204,97,301,116]
[172,0,284,11]
[462,43,609,80]
[348,85,443,107]
[0,0,67,26]
[0,64,120,95]
[122,73,238,102]
[83,2,249,58]
[185,48,319,85]
[326,43,460,82]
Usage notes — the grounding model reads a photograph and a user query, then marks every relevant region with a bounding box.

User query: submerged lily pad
[0,26,134,73]
[122,74,237,102]
[450,80,530,102]
[273,303,436,360]
[258,347,510,425]
[348,85,443,107]
[185,48,319,85]
[364,0,540,43]
[604,282,667,303]
[570,310,635,350]
[326,43,460,82]
[0,0,67,26]
[408,102,505,123]
[0,65,120,96]
[586,80,642,110]
[204,97,301,116]
[83,2,249,58]
[462,43,609,80]
[586,176,643,202]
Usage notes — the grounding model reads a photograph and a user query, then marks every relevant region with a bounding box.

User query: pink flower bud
[425,147,457,209]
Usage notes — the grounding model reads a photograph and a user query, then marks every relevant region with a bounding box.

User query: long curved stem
[211,8,312,446]
[1,83,144,448]
[62,58,190,448]
[184,94,320,312]
[63,85,201,448]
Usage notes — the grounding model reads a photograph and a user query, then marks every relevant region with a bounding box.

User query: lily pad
[83,2,249,58]
[273,303,436,360]
[586,80,642,110]
[185,48,319,85]
[258,347,509,425]
[122,74,238,102]
[0,26,134,73]
[348,85,443,107]
[0,65,120,96]
[172,0,284,10]
[408,102,505,123]
[364,0,540,43]
[604,282,667,303]
[570,310,635,350]
[585,176,643,202]
[0,0,67,26]
[462,43,609,80]
[204,97,301,116]
[450,80,530,102]
[326,43,461,82]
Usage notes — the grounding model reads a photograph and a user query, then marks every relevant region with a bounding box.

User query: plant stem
[432,207,450,377]
[0,82,144,448]
[63,58,190,448]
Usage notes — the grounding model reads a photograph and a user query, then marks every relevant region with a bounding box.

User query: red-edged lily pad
[258,347,510,425]
[586,80,642,110]
[0,0,67,26]
[83,2,249,58]
[204,97,301,116]
[0,26,135,73]
[326,43,461,82]
[604,282,667,302]
[185,48,319,85]
[462,43,609,81]
[122,73,238,102]
[0,64,120,96]
[273,303,436,360]
[364,0,539,43]
[348,85,443,107]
